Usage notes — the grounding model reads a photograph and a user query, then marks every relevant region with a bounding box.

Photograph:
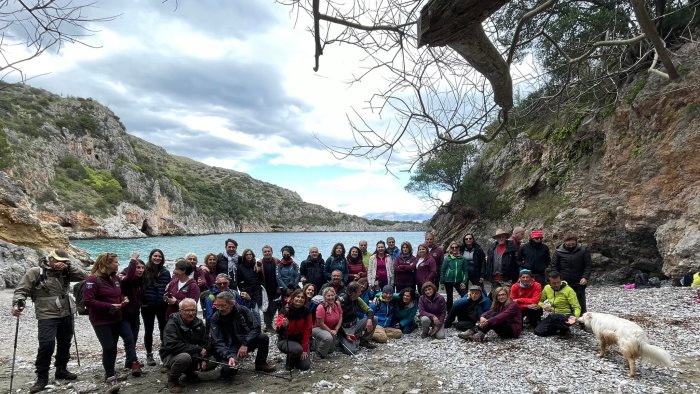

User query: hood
[556,244,581,254]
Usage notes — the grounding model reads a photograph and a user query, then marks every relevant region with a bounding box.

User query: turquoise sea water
[72,231,426,269]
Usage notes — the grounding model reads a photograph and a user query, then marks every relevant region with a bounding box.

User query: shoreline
[68,229,428,241]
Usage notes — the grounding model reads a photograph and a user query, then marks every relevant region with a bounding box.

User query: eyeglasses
[216,282,229,287]
[450,246,460,249]
[464,237,473,240]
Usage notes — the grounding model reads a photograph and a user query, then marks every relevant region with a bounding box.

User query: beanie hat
[382,284,394,294]
[530,229,543,238]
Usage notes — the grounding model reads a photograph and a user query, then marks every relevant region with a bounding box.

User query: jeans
[443,282,467,312]
[36,316,74,374]
[119,311,139,365]
[141,304,166,354]
[93,322,121,378]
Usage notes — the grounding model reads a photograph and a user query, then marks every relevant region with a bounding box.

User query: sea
[72,231,426,269]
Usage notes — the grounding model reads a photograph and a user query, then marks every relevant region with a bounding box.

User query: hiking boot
[146,353,157,366]
[458,329,477,341]
[284,357,293,371]
[105,376,120,394]
[183,372,201,383]
[359,340,377,349]
[167,375,183,393]
[29,372,49,393]
[131,361,143,377]
[255,362,277,373]
[55,367,78,380]
[160,365,169,374]
[472,331,486,343]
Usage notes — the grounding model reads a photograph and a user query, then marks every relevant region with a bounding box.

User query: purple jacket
[165,277,201,319]
[394,254,417,288]
[415,255,437,290]
[418,293,447,328]
[83,273,123,326]
[428,246,445,273]
[120,259,145,315]
[481,301,522,337]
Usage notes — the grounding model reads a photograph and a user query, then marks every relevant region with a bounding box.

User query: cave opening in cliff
[141,220,153,236]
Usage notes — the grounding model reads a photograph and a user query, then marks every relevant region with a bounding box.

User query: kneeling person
[210,292,276,380]
[534,271,580,337]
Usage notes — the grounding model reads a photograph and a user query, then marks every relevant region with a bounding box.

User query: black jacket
[216,253,243,286]
[552,244,592,284]
[484,240,520,282]
[159,313,207,360]
[519,241,551,274]
[460,243,486,282]
[236,261,263,308]
[300,255,325,290]
[209,306,260,360]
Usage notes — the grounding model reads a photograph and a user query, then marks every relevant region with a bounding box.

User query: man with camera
[11,249,87,393]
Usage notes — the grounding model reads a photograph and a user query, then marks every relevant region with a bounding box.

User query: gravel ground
[0,285,699,394]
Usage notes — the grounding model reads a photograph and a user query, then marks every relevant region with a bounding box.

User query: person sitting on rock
[534,271,580,337]
[510,269,543,329]
[338,281,377,354]
[372,285,403,343]
[446,284,492,333]
[464,286,522,342]
[418,281,447,340]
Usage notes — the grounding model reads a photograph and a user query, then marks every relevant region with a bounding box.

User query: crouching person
[338,282,378,354]
[534,271,580,337]
[276,289,313,371]
[210,292,276,380]
[160,298,208,393]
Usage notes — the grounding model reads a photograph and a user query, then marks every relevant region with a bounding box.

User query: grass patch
[515,191,570,226]
[626,78,647,105]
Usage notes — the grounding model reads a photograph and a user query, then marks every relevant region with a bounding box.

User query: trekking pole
[66,284,81,366]
[192,357,292,381]
[10,300,24,393]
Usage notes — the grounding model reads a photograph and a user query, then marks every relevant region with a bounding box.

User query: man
[386,237,400,260]
[12,249,86,393]
[425,232,445,285]
[321,270,346,295]
[358,240,371,268]
[552,233,592,314]
[510,269,543,329]
[484,229,520,296]
[519,229,551,287]
[448,284,492,333]
[338,282,378,354]
[209,292,276,380]
[216,239,242,285]
[510,226,526,246]
[160,298,210,393]
[202,274,244,324]
[534,271,580,337]
[300,246,325,292]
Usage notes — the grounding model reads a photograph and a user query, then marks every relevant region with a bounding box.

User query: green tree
[405,144,478,205]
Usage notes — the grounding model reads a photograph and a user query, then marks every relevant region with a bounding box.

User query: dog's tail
[640,342,673,366]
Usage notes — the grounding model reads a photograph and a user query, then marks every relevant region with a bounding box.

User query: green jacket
[538,281,581,317]
[440,254,468,284]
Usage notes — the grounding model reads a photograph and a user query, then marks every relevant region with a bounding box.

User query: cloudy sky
[7,0,442,220]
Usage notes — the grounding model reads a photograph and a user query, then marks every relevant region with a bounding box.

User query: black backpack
[634,273,650,288]
[73,277,101,315]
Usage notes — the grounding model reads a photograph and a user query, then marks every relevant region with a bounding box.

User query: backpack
[634,273,650,288]
[73,277,101,315]
[308,294,324,325]
[648,277,661,288]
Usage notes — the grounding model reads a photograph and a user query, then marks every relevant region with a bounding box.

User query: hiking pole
[10,300,24,393]
[65,285,81,366]
[192,357,292,381]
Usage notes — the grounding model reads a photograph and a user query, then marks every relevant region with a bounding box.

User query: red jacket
[83,273,123,326]
[276,307,312,352]
[510,281,543,311]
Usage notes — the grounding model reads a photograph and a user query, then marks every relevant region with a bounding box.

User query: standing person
[83,252,127,393]
[347,246,367,282]
[277,245,300,295]
[367,240,394,292]
[415,243,437,291]
[259,245,279,332]
[236,249,264,320]
[11,249,86,393]
[184,253,198,279]
[466,286,522,342]
[519,229,551,287]
[552,233,592,314]
[510,269,543,329]
[386,237,400,260]
[119,253,147,377]
[325,243,349,284]
[142,248,170,367]
[164,259,200,319]
[461,233,486,289]
[484,229,520,296]
[276,289,313,371]
[418,281,446,340]
[425,232,445,286]
[216,239,241,285]
[358,240,371,268]
[209,292,276,380]
[441,241,468,312]
[510,226,526,246]
[394,241,417,292]
[195,253,217,294]
[299,246,325,292]
[312,287,343,359]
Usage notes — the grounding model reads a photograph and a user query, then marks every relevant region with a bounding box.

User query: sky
[4,0,446,220]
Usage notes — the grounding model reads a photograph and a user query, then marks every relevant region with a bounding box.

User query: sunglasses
[216,282,229,287]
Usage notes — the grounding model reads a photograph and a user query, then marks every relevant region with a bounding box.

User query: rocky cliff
[430,43,700,282]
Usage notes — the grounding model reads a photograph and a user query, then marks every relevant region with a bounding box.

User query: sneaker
[146,353,157,366]
[458,329,476,341]
[254,362,277,373]
[359,340,377,349]
[105,376,120,394]
[131,361,143,377]
[472,331,486,343]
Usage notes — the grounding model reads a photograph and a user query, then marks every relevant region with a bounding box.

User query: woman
[368,240,394,292]
[355,277,373,319]
[461,233,486,288]
[325,243,349,284]
[119,252,146,377]
[83,252,126,393]
[195,253,217,293]
[259,245,280,332]
[346,246,367,282]
[394,241,417,292]
[236,249,264,319]
[441,241,468,312]
[415,243,437,291]
[164,259,200,319]
[141,249,170,366]
[465,286,522,342]
[276,289,313,371]
[303,283,318,307]
[418,281,446,340]
[277,245,300,295]
[312,287,342,358]
[393,287,419,334]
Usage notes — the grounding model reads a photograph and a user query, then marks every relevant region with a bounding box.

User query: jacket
[216,253,242,285]
[276,258,300,290]
[510,281,543,311]
[165,277,201,318]
[538,281,581,317]
[236,260,264,309]
[259,257,279,299]
[415,255,437,290]
[300,255,326,290]
[194,267,216,292]
[481,301,522,337]
[12,258,86,320]
[203,288,242,322]
[367,254,394,288]
[393,301,418,329]
[373,295,396,328]
[450,294,492,324]
[159,313,207,360]
[461,243,486,282]
[324,255,349,283]
[519,241,551,274]
[484,240,520,282]
[552,244,592,284]
[209,305,260,360]
[394,254,417,288]
[275,306,312,352]
[339,293,374,325]
[418,293,447,328]
[428,246,445,271]
[83,272,123,326]
[440,254,468,284]
[120,259,145,315]
[144,266,170,307]
[347,257,368,281]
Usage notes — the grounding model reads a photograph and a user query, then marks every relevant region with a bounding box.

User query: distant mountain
[363,212,432,223]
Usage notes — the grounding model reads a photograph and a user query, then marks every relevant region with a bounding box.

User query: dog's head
[577,312,594,331]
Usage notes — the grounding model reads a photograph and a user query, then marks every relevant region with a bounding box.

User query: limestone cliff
[430,43,700,281]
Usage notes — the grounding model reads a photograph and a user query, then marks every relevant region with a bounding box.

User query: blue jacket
[373,294,396,328]
[276,259,300,290]
[144,267,171,307]
[203,288,242,322]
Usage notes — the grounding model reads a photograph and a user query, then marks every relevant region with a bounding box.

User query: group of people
[11,229,594,393]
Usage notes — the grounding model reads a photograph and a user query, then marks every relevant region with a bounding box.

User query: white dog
[578,312,672,376]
